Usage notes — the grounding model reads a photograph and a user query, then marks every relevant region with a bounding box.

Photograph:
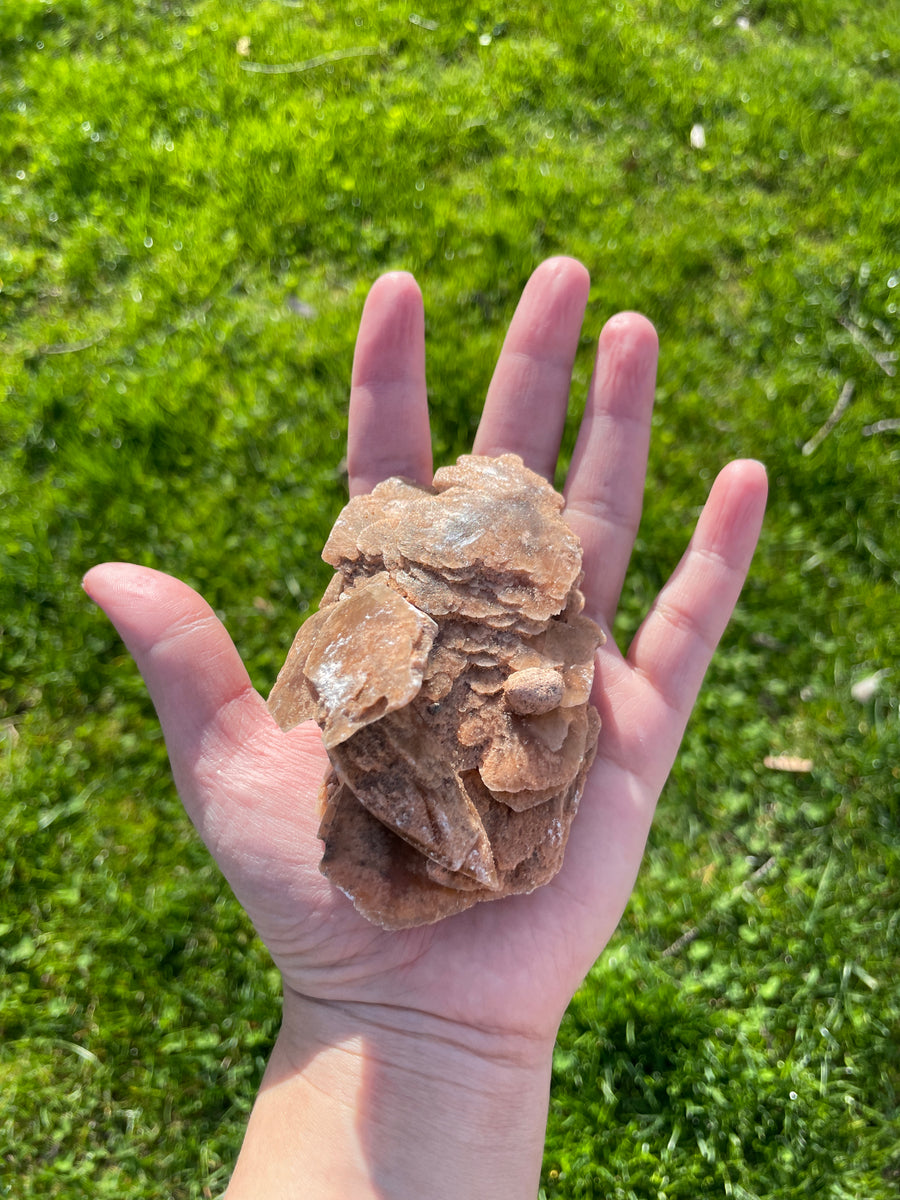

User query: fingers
[626,459,769,771]
[547,461,767,958]
[347,271,432,496]
[472,257,591,478]
[563,312,659,629]
[82,563,274,822]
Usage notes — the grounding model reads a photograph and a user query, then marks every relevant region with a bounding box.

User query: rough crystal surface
[268,453,604,928]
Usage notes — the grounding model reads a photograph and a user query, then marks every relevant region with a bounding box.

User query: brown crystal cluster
[267,453,603,929]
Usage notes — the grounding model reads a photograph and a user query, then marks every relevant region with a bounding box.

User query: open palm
[85,257,766,1051]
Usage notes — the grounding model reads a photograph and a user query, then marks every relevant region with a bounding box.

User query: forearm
[224,987,554,1200]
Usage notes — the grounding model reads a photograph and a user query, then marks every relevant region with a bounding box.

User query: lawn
[1,0,898,1196]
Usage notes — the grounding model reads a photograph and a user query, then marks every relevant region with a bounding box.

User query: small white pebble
[850,671,887,703]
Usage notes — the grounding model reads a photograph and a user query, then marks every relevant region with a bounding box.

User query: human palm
[85,257,766,1049]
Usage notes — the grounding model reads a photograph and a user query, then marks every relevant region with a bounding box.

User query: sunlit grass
[2,1,898,1195]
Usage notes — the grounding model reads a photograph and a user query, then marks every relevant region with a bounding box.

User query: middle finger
[472,257,590,479]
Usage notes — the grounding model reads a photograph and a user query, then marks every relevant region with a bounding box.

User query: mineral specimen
[268,453,603,929]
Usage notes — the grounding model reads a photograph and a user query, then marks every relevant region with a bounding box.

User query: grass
[2,0,898,1195]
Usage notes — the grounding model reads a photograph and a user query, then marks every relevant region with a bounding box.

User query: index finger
[346,272,432,496]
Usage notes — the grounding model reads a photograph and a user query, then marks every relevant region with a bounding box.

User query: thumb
[82,562,273,820]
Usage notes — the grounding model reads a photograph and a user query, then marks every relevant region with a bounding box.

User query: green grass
[2,1,898,1195]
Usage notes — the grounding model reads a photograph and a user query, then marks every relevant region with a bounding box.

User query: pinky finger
[627,459,768,735]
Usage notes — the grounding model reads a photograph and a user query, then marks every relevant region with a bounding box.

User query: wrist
[225,985,555,1199]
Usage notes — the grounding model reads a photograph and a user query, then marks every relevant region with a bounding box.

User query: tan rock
[503,667,566,715]
[269,453,604,928]
[269,579,437,748]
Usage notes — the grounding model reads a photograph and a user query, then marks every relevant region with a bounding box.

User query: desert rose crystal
[268,454,603,928]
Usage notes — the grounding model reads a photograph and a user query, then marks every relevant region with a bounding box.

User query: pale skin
[83,257,768,1199]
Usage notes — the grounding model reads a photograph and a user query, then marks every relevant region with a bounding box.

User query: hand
[84,258,767,1198]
